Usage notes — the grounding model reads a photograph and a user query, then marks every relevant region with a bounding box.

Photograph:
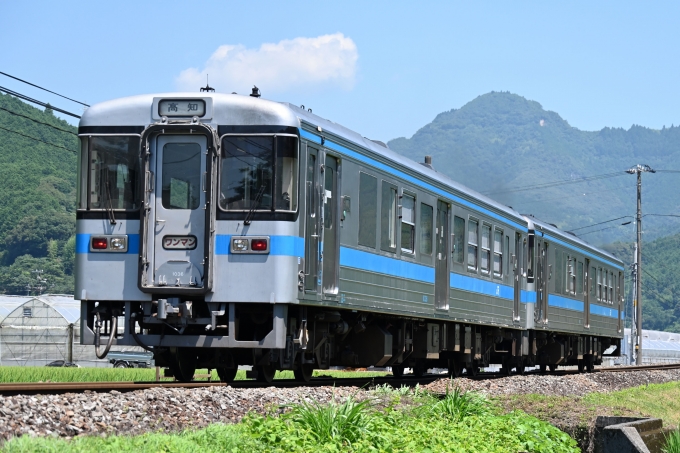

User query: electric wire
[0,106,77,136]
[0,86,81,119]
[0,125,76,153]
[577,223,632,237]
[570,216,634,232]
[520,184,632,206]
[0,71,89,107]
[483,171,626,196]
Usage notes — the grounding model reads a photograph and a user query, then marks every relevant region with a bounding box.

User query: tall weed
[288,394,377,446]
[664,429,680,453]
[428,386,490,421]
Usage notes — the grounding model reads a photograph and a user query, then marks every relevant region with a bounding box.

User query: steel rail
[1,363,678,396]
[0,375,440,396]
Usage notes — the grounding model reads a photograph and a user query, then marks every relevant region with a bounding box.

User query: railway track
[1,362,678,396]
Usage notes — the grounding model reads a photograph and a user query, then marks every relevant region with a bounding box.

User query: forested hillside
[389,92,680,245]
[0,93,76,294]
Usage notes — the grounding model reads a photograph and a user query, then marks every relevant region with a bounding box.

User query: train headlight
[232,238,249,252]
[110,237,127,251]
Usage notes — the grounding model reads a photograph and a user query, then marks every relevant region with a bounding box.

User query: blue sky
[2,1,679,141]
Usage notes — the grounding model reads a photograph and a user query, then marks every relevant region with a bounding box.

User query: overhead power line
[0,125,76,153]
[484,171,625,196]
[0,106,77,136]
[570,215,634,232]
[0,71,89,107]
[0,86,81,119]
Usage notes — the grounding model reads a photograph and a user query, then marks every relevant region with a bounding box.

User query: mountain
[0,93,77,294]
[388,92,680,245]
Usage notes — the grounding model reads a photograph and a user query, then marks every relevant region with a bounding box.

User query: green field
[0,366,388,383]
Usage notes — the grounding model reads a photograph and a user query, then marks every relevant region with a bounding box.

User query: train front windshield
[219,135,298,212]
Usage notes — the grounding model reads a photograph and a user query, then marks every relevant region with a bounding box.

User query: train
[76,88,624,383]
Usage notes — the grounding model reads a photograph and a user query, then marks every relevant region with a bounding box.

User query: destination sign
[158,99,206,117]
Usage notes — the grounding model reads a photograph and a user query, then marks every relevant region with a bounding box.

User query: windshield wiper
[244,185,266,225]
[104,171,117,225]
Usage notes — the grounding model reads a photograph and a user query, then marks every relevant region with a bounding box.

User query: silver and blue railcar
[76,91,623,381]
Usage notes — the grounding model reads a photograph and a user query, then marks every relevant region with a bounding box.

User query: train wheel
[539,364,547,374]
[586,360,594,373]
[168,348,197,383]
[499,365,510,376]
[256,363,277,383]
[549,364,557,373]
[217,367,238,383]
[577,361,585,373]
[294,363,314,383]
[516,362,526,375]
[392,364,405,378]
[448,358,461,378]
[413,360,426,377]
[465,366,478,377]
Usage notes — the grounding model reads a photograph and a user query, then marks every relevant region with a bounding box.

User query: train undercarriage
[85,300,620,383]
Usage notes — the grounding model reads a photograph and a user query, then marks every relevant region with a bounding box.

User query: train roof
[525,216,624,267]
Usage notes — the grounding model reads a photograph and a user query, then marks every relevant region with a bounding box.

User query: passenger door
[435,200,449,310]
[151,135,207,288]
[322,154,339,295]
[304,146,321,293]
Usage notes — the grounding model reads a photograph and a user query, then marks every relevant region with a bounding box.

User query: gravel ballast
[1,368,680,442]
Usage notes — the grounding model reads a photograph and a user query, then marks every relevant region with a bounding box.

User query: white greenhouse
[0,295,120,367]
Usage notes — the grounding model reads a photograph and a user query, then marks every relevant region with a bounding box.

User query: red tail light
[251,238,268,251]
[92,237,108,250]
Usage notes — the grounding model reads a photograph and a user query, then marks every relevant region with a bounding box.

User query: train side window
[577,261,584,295]
[380,182,398,252]
[523,238,527,277]
[567,256,576,295]
[505,235,510,276]
[400,193,415,254]
[480,224,491,274]
[555,250,563,294]
[467,219,478,271]
[493,229,503,277]
[452,216,465,263]
[323,166,335,229]
[358,172,377,248]
[420,203,433,255]
[597,268,603,302]
[88,136,141,210]
[609,271,614,304]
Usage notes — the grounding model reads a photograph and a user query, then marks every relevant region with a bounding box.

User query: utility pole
[626,164,655,365]
[630,244,638,364]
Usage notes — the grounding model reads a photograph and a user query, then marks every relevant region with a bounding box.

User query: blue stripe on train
[450,272,513,300]
[339,247,435,283]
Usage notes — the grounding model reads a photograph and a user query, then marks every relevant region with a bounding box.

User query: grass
[583,381,680,428]
[664,429,680,453]
[1,387,579,453]
[0,366,388,384]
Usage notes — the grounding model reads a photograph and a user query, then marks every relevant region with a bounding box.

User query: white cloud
[176,33,358,95]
